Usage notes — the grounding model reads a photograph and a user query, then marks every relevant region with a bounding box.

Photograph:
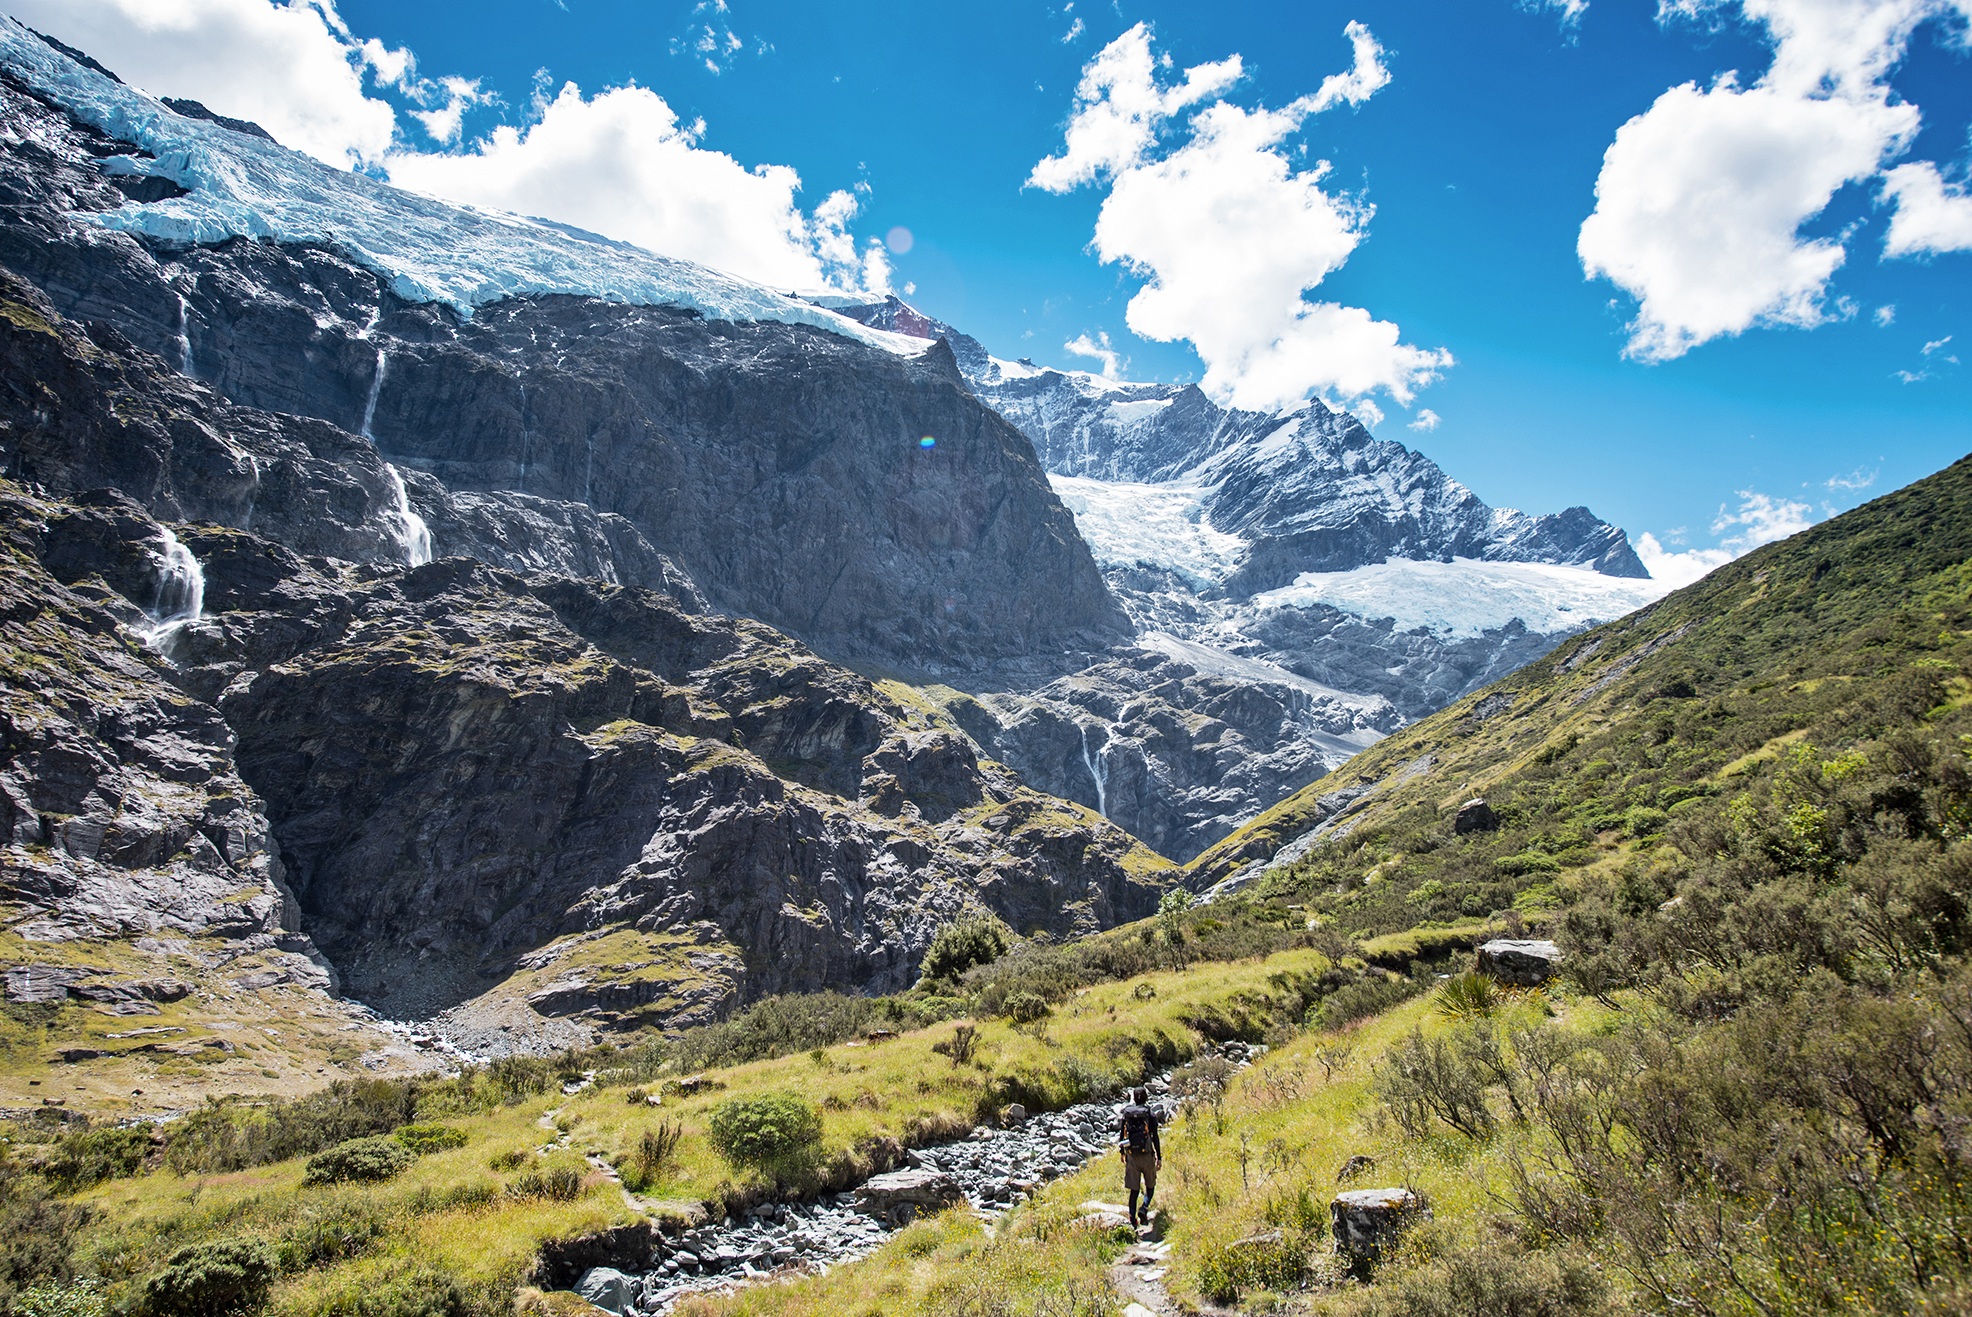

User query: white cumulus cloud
[1635,489,1816,587]
[1408,408,1441,431]
[388,82,882,293]
[1030,23,1449,413]
[8,0,400,167]
[1578,0,1968,361]
[1882,161,1972,255]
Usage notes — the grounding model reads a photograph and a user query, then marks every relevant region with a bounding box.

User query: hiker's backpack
[1122,1106,1154,1152]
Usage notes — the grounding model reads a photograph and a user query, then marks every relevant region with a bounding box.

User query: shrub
[41,1124,151,1193]
[303,1136,414,1186]
[508,1165,583,1202]
[392,1124,468,1155]
[0,1179,86,1313]
[139,1239,275,1317]
[13,1280,108,1317]
[1374,1027,1497,1140]
[1004,991,1050,1024]
[275,1199,389,1270]
[1432,972,1498,1019]
[706,1093,823,1174]
[630,1122,681,1188]
[919,917,1012,984]
[1195,1228,1304,1303]
[1345,1240,1610,1316]
[931,1022,981,1066]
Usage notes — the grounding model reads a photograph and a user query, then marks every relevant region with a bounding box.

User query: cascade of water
[140,527,205,656]
[359,351,388,439]
[174,293,194,376]
[517,383,530,490]
[1080,722,1111,819]
[383,463,434,567]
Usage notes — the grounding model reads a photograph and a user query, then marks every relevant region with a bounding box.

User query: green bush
[1431,972,1498,1019]
[303,1136,414,1187]
[1310,974,1424,1032]
[919,917,1012,984]
[275,1199,389,1271]
[1004,990,1050,1024]
[12,1280,108,1317]
[139,1239,275,1317]
[706,1093,823,1174]
[391,1124,468,1155]
[0,1180,86,1314]
[40,1124,151,1193]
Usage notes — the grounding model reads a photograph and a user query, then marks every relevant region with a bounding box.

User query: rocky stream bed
[564,1044,1262,1314]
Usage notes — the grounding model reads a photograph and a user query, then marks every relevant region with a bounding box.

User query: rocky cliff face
[0,229,1163,1054]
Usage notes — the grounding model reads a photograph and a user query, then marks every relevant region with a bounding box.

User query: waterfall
[383,463,434,567]
[517,383,530,490]
[1080,722,1111,819]
[359,351,388,439]
[140,527,204,656]
[174,293,193,376]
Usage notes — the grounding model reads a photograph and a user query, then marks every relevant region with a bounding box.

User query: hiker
[1118,1085,1162,1229]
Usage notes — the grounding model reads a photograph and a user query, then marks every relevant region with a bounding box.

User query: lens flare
[886,226,915,255]
[919,436,936,450]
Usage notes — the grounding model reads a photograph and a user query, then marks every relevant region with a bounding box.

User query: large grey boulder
[1331,1187,1427,1273]
[1453,798,1499,834]
[573,1266,638,1314]
[857,1168,964,1225]
[1477,939,1562,986]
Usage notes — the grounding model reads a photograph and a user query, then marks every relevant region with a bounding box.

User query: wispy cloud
[1635,489,1814,587]
[1065,330,1125,379]
[1824,466,1879,492]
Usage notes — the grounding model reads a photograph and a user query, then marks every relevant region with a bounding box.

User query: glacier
[1252,557,1674,639]
[0,18,929,354]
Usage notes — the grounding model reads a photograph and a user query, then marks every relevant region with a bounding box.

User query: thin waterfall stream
[138,527,204,658]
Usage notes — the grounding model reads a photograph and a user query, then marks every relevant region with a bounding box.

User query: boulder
[1336,1154,1376,1183]
[1001,1103,1028,1127]
[856,1168,964,1225]
[1477,939,1562,986]
[1453,798,1499,834]
[573,1266,638,1314]
[1331,1188,1428,1273]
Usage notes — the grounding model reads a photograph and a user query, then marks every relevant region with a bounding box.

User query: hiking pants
[1123,1149,1159,1200]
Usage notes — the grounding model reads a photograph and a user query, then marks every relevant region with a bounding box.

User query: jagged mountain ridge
[832,295,1647,589]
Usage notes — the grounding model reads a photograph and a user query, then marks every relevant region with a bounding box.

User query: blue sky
[15,0,1972,580]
